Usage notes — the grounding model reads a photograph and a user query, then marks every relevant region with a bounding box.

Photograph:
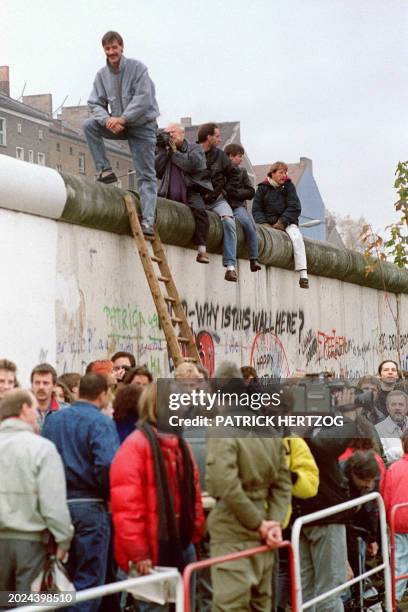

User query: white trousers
[285,223,307,271]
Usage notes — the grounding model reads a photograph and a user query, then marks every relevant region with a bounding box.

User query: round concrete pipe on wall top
[0,153,67,219]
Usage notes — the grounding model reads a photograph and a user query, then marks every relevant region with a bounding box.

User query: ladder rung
[158,276,170,283]
[164,296,176,303]
[178,337,190,343]
[172,317,183,324]
[150,255,162,263]
[183,357,198,362]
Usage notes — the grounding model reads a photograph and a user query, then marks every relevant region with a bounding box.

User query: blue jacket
[42,401,120,501]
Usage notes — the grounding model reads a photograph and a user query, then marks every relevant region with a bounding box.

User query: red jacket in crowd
[110,429,205,571]
[383,454,408,533]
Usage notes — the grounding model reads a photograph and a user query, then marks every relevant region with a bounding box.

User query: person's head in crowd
[378,360,399,389]
[349,435,381,455]
[111,351,136,383]
[79,373,109,410]
[113,384,143,422]
[0,389,38,429]
[86,360,115,386]
[0,359,18,400]
[165,123,185,149]
[358,375,380,398]
[175,362,202,380]
[196,363,210,381]
[123,365,153,387]
[197,122,221,150]
[224,143,245,167]
[55,379,74,405]
[30,363,57,412]
[386,390,408,425]
[402,429,408,455]
[138,383,157,425]
[268,161,288,187]
[345,450,378,495]
[58,373,81,400]
[241,365,258,386]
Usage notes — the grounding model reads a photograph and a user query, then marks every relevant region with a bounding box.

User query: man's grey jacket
[0,419,73,550]
[88,56,159,127]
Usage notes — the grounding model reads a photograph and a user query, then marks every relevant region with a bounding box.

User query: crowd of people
[83,30,309,288]
[1,354,408,611]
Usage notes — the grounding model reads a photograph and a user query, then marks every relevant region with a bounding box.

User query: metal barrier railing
[183,540,296,612]
[291,492,392,612]
[9,569,183,612]
[390,501,408,611]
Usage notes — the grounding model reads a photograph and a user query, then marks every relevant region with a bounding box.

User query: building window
[17,123,22,134]
[69,147,73,155]
[128,170,135,188]
[37,152,45,166]
[56,142,60,152]
[38,129,43,140]
[0,117,6,146]
[16,147,24,161]
[28,150,34,163]
[78,153,85,174]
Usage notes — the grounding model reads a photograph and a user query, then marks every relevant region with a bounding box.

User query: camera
[156,130,171,149]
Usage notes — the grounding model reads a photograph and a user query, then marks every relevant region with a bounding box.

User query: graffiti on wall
[56,295,406,380]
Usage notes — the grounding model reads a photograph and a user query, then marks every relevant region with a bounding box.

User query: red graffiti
[250,331,290,379]
[317,329,348,361]
[196,330,215,376]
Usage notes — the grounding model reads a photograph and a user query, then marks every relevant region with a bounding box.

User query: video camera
[156,130,172,149]
[290,376,376,414]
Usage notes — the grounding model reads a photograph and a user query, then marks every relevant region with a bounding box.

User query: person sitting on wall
[155,122,212,264]
[198,122,241,282]
[252,161,309,288]
[224,144,261,272]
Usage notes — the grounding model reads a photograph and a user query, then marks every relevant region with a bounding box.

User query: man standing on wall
[84,31,159,236]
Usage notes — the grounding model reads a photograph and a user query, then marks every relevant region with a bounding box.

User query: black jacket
[252,179,301,227]
[226,167,255,209]
[296,419,361,525]
[155,139,213,197]
[203,147,241,205]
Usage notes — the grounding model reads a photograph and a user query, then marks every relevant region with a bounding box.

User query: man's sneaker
[141,223,155,237]
[196,252,210,264]
[225,269,238,282]
[250,259,262,272]
[96,171,118,184]
[299,278,309,289]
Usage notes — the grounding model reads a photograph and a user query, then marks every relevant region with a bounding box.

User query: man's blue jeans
[65,501,111,612]
[205,198,237,267]
[83,118,157,226]
[233,206,259,260]
[395,533,408,601]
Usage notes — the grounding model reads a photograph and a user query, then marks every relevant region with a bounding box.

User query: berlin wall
[1,154,407,385]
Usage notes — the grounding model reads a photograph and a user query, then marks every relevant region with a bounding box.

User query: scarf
[267,176,281,188]
[139,423,196,570]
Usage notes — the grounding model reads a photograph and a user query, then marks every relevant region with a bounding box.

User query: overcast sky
[2,0,407,231]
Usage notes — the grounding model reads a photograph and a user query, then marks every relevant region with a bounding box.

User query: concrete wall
[1,205,407,385]
[1,155,407,384]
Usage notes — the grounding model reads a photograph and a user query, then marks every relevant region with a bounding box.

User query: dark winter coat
[252,179,301,227]
[296,419,361,525]
[155,139,213,197]
[203,147,241,205]
[226,167,255,209]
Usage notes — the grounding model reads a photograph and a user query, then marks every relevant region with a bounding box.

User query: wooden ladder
[123,194,200,368]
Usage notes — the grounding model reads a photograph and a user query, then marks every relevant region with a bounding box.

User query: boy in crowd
[252,161,309,288]
[224,144,261,272]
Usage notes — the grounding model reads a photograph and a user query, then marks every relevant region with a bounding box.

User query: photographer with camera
[297,386,371,612]
[156,123,212,264]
